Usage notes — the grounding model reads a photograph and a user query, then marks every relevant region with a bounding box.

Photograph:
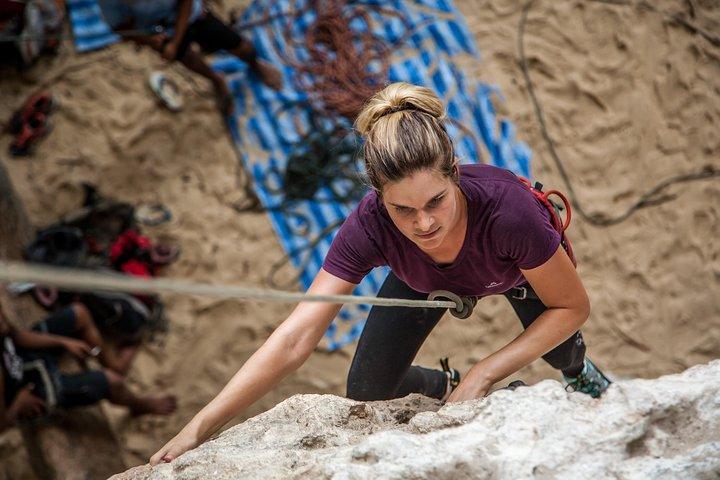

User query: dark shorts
[25,358,110,408]
[177,11,242,59]
[18,353,110,409]
[32,306,78,337]
[20,306,110,408]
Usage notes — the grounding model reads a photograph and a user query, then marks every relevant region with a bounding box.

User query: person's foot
[440,357,461,402]
[131,394,177,417]
[251,59,283,91]
[213,80,234,116]
[564,358,611,398]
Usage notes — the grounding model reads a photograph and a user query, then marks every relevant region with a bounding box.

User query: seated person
[97,0,282,113]
[31,301,139,376]
[0,307,175,431]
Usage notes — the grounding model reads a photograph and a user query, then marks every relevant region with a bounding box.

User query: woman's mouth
[415,227,440,239]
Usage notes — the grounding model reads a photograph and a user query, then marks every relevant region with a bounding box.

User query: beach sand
[0,0,718,477]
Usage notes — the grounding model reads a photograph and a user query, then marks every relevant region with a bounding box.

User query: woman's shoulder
[458,164,526,204]
[459,163,520,185]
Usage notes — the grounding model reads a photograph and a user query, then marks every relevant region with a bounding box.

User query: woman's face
[381,168,461,253]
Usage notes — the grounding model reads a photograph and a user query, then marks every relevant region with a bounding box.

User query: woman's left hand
[445,367,495,403]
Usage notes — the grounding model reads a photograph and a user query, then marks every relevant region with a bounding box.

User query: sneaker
[439,357,461,402]
[564,358,611,398]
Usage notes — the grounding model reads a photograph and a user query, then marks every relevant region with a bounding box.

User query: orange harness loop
[519,178,577,267]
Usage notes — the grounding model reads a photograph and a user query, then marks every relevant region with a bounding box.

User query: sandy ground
[0,0,718,478]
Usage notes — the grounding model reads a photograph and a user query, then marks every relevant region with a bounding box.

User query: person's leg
[134,27,233,115]
[32,306,79,341]
[226,38,282,90]
[503,285,585,377]
[176,48,234,114]
[188,11,282,90]
[102,369,177,416]
[346,272,448,401]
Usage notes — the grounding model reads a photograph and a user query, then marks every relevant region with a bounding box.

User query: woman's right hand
[149,427,200,465]
[148,269,355,467]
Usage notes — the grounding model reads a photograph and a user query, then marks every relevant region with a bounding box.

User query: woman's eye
[396,207,412,215]
[428,196,443,208]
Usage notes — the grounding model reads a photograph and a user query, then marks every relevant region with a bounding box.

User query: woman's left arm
[447,244,589,402]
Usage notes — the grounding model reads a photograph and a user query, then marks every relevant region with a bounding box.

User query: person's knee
[543,333,586,371]
[346,383,383,401]
[346,369,392,401]
[103,368,124,388]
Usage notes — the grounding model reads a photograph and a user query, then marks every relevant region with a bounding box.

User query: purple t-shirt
[322,164,561,297]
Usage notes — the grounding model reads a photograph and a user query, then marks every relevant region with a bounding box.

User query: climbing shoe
[439,357,461,402]
[564,358,611,398]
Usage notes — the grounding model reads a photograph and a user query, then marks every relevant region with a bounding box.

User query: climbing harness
[428,177,578,318]
[518,177,577,267]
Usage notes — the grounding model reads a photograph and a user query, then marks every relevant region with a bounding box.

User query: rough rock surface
[112,361,720,480]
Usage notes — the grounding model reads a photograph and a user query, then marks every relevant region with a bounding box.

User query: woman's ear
[452,159,460,183]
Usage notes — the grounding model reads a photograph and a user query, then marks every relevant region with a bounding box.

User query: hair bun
[355,82,445,135]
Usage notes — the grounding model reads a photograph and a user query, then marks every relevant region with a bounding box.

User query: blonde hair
[355,82,456,192]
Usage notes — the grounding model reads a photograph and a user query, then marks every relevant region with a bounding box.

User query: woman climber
[151,82,611,465]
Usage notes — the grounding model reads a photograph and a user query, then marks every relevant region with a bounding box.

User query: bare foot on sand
[131,395,178,417]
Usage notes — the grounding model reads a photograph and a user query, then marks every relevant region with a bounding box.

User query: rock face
[113,361,720,480]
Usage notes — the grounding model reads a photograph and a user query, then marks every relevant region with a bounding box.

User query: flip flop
[10,112,51,156]
[149,71,183,112]
[151,244,180,266]
[135,203,173,226]
[8,91,54,135]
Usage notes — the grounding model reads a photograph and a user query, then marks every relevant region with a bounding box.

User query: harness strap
[519,178,577,267]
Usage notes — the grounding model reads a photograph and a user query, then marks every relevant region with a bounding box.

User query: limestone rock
[112,361,720,480]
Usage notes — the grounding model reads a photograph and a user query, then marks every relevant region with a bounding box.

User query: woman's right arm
[150,269,356,465]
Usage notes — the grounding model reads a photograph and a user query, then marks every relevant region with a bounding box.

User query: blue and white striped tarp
[216,0,533,350]
[66,0,120,52]
[65,0,533,349]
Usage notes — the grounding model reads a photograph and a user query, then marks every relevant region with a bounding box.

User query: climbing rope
[0,261,469,313]
[518,0,720,227]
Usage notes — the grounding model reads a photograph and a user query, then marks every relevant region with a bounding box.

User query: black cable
[518,0,720,227]
[588,0,720,48]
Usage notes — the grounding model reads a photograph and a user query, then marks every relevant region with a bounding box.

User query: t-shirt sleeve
[492,187,562,270]
[322,209,385,284]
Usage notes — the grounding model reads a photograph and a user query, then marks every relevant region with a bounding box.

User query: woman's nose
[416,211,433,231]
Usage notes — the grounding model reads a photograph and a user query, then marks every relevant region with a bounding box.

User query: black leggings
[346,272,586,401]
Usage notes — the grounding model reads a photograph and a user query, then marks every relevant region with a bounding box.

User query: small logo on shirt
[485,281,503,288]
